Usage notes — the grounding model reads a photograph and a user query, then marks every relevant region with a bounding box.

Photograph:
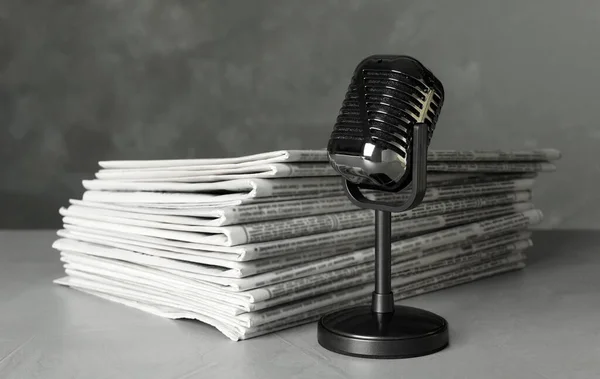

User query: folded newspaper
[52,149,560,341]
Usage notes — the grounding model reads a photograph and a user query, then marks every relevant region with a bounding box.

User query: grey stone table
[1,230,599,379]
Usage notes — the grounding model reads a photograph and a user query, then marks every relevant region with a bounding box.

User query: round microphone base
[317,305,449,359]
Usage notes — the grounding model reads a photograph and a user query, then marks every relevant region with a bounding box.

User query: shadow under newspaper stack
[52,149,561,341]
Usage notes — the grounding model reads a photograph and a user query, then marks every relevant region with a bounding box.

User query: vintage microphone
[317,55,449,358]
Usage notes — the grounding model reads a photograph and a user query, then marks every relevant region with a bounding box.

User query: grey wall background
[0,0,597,229]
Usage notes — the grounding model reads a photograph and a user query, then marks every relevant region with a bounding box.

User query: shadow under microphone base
[317,124,449,359]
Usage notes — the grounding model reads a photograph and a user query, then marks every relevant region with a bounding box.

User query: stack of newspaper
[52,149,560,341]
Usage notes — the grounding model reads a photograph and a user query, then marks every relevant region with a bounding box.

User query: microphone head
[327,55,444,192]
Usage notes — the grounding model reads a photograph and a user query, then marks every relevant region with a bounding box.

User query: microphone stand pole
[373,210,394,314]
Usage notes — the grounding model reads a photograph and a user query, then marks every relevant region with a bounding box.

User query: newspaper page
[427,149,560,162]
[54,228,529,299]
[56,232,525,318]
[57,240,527,318]
[58,209,542,262]
[55,207,537,293]
[98,148,560,170]
[245,241,531,312]
[241,259,526,340]
[220,209,539,283]
[66,191,530,228]
[92,161,553,182]
[98,150,329,169]
[81,176,344,204]
[53,239,236,277]
[59,202,532,248]
[57,258,525,342]
[165,202,531,290]
[114,173,533,209]
[58,226,246,262]
[59,252,524,338]
[54,226,530,299]
[56,269,246,327]
[79,177,535,207]
[242,231,530,302]
[58,254,250,313]
[68,179,533,251]
[369,178,534,203]
[61,263,247,317]
[57,251,254,309]
[70,174,534,224]
[94,163,338,182]
[83,177,534,208]
[61,263,245,317]
[239,252,527,328]
[58,241,528,319]
[56,192,529,271]
[55,224,530,280]
[55,251,526,335]
[81,171,533,193]
[56,229,246,271]
[59,193,531,245]
[61,230,506,314]
[427,162,556,173]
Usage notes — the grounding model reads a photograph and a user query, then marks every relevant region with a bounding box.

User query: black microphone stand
[317,124,450,358]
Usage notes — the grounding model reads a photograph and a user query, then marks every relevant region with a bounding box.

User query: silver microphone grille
[327,55,444,192]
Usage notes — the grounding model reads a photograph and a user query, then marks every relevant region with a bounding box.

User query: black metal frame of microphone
[343,123,429,315]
